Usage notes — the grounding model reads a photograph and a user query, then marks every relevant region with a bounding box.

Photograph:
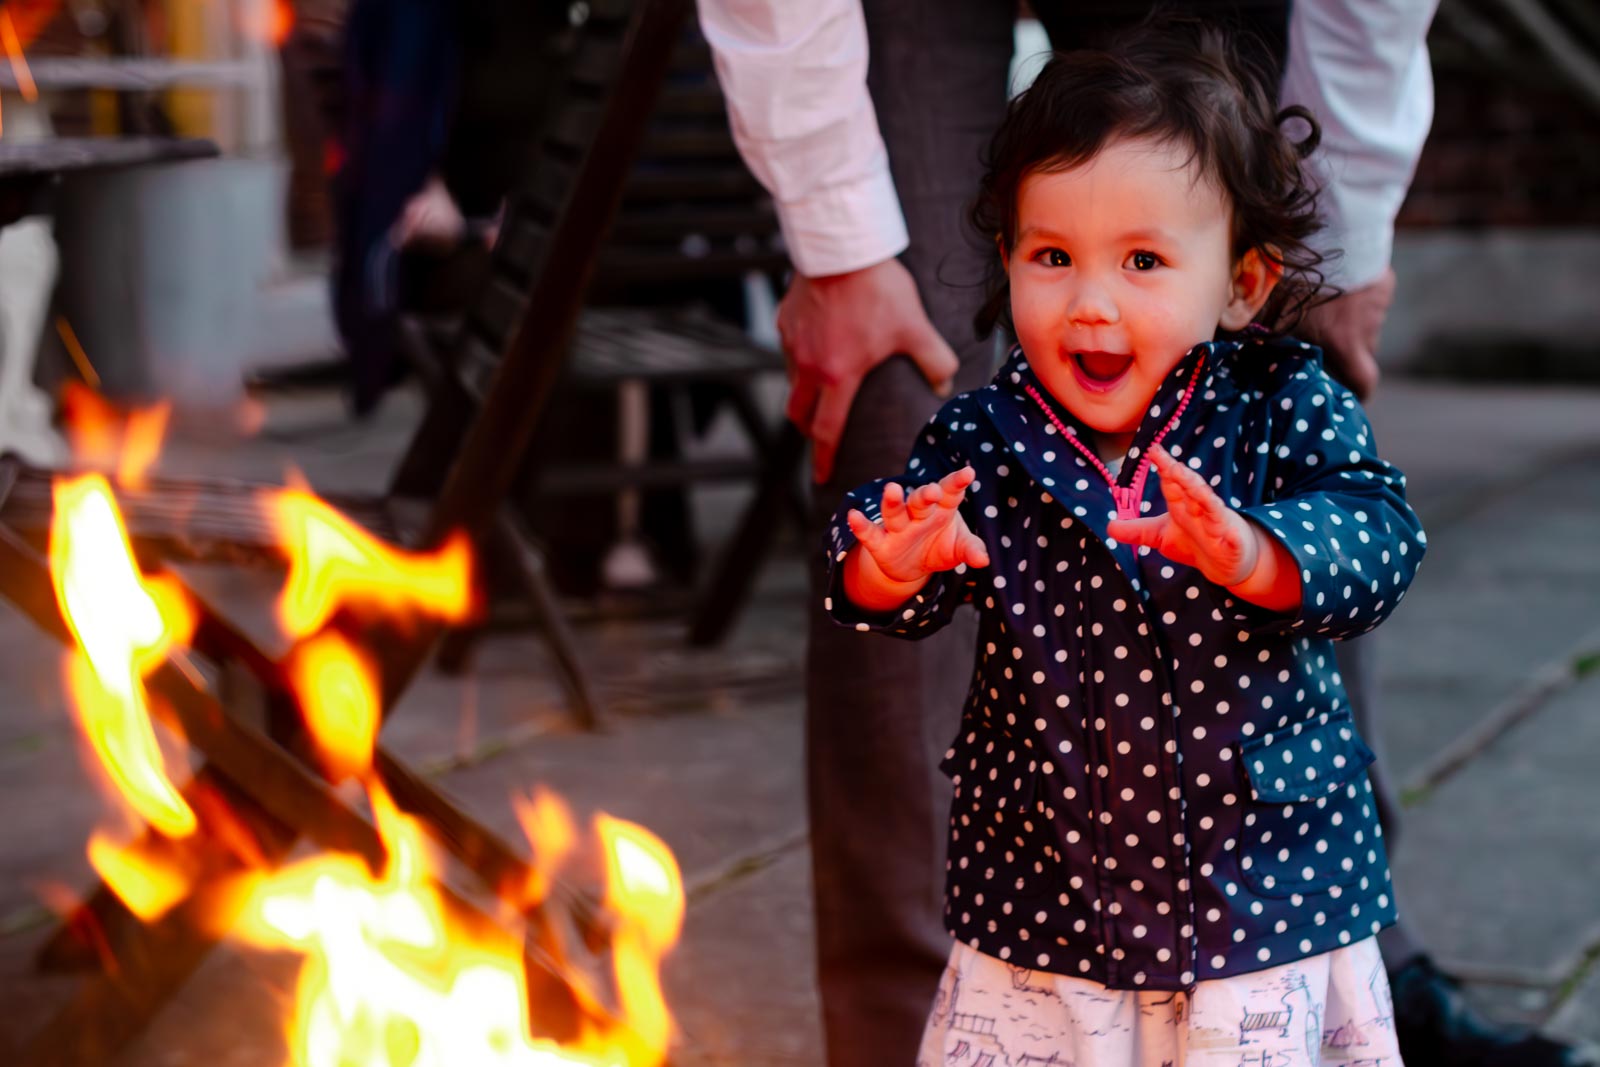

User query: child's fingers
[1106,515,1167,549]
[936,466,977,506]
[1152,446,1226,525]
[880,481,909,532]
[1108,514,1199,568]
[960,531,990,569]
[846,508,884,551]
[905,481,945,521]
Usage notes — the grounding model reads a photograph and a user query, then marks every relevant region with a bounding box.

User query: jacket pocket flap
[940,730,1039,805]
[1240,717,1375,803]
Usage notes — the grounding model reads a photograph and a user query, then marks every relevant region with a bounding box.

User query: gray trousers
[804,5,1415,1066]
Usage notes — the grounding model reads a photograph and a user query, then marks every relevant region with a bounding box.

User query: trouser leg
[807,3,1012,1065]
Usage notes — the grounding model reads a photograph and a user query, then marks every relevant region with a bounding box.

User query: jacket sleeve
[821,412,986,639]
[1228,365,1427,639]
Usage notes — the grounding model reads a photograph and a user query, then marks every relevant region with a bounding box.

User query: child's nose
[1067,280,1118,326]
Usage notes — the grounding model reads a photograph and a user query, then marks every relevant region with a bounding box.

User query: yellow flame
[234,779,684,1067]
[269,490,474,639]
[50,475,196,838]
[87,830,191,922]
[289,632,382,782]
[594,817,684,1066]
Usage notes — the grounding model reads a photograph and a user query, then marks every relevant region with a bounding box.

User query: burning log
[1,446,682,1065]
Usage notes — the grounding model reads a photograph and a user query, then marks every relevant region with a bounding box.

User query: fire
[592,817,685,1065]
[238,785,684,1067]
[288,631,382,782]
[241,0,296,47]
[269,489,474,639]
[513,790,577,910]
[58,380,172,488]
[87,830,192,922]
[0,8,38,101]
[50,474,196,838]
[41,424,684,1067]
[0,0,58,50]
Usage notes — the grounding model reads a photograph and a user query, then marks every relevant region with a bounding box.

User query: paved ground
[1,371,1598,1063]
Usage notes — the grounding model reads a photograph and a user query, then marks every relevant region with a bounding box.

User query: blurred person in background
[328,0,560,416]
[696,0,1596,1064]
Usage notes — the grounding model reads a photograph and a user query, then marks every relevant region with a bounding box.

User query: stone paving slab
[1364,381,1600,517]
[428,684,806,889]
[1391,668,1600,984]
[1548,958,1600,1043]
[1363,451,1600,785]
[669,845,821,1067]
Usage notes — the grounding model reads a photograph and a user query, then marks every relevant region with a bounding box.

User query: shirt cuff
[1316,223,1392,292]
[776,168,910,277]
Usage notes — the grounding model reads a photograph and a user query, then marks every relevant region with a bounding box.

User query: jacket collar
[972,339,1241,544]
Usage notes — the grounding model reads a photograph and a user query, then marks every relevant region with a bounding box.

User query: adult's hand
[777,258,959,484]
[1297,266,1396,401]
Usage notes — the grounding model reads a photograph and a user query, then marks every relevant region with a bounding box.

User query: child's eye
[1126,251,1161,271]
[1037,248,1071,268]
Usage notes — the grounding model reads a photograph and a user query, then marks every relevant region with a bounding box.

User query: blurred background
[0,0,1595,1064]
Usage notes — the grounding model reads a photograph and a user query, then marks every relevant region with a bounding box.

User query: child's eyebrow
[1016,225,1180,246]
[1112,228,1179,245]
[1016,225,1070,244]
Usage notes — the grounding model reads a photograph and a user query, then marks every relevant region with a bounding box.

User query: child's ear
[997,233,1010,272]
[1219,247,1283,331]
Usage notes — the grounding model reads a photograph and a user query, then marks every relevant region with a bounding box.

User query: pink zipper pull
[1112,486,1141,521]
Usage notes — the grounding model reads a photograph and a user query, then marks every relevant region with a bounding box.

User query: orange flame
[59,380,172,488]
[43,391,683,1067]
[87,830,192,922]
[50,474,196,838]
[0,1,58,50]
[269,489,474,639]
[241,0,296,47]
[513,789,576,910]
[0,9,38,102]
[288,631,382,782]
[236,781,684,1067]
[592,816,684,1065]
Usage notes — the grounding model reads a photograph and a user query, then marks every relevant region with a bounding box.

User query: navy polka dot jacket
[823,337,1427,992]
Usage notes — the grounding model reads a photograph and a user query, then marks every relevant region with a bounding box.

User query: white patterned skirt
[918,936,1403,1066]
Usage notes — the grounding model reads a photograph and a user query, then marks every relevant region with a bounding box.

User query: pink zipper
[1023,354,1206,522]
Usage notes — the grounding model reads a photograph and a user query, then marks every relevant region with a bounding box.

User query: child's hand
[847,467,990,585]
[1107,446,1297,611]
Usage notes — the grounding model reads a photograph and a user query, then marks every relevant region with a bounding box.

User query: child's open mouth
[1071,351,1134,393]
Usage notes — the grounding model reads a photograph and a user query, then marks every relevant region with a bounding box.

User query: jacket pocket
[1237,716,1379,898]
[941,736,1059,900]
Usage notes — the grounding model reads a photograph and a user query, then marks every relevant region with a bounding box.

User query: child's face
[1004,135,1273,444]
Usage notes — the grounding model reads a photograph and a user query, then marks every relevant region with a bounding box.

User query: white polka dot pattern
[823,338,1424,991]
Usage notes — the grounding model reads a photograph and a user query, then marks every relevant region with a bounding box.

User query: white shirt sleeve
[695,0,908,277]
[1281,0,1441,289]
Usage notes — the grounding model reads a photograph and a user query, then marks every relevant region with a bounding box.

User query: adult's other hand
[1298,266,1396,401]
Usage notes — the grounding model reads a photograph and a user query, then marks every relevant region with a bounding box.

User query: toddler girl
[826,18,1425,1066]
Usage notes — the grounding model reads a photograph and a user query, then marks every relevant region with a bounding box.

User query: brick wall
[1399,29,1600,226]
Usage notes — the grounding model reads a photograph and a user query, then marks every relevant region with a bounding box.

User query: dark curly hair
[969,13,1331,341]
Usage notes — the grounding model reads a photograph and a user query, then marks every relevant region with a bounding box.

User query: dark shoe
[1390,955,1600,1066]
